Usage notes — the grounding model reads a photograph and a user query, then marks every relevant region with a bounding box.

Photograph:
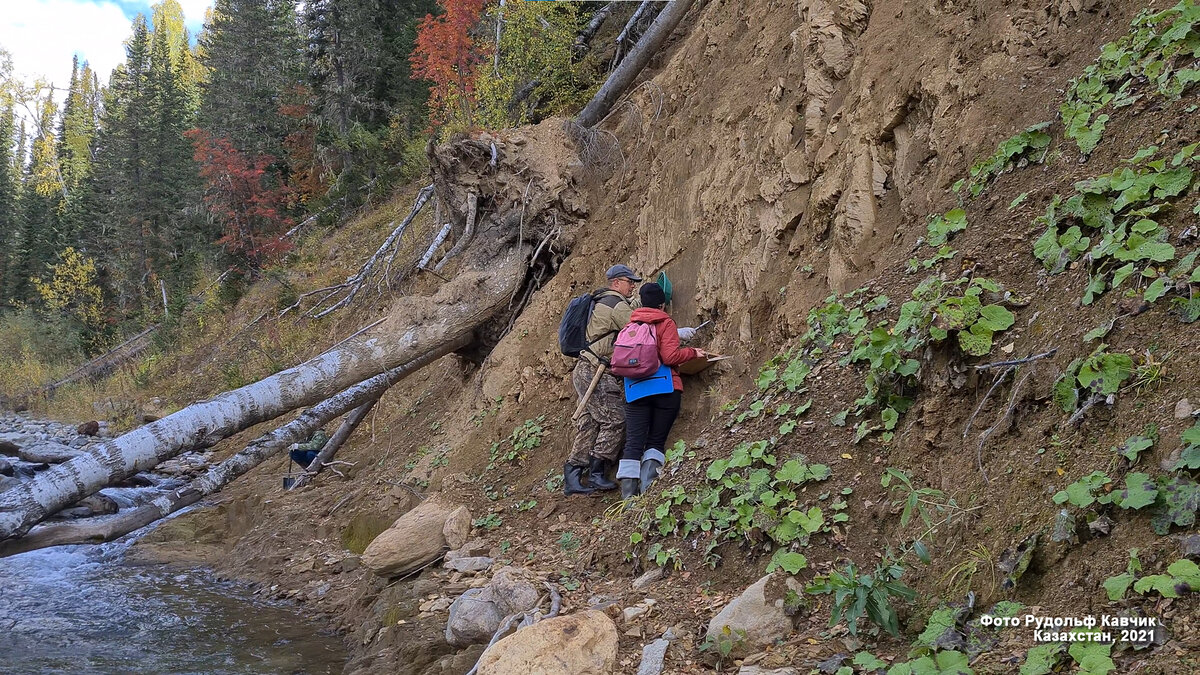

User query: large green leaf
[1151,475,1200,534]
[977,305,1015,331]
[1103,572,1134,601]
[1116,472,1158,509]
[1020,643,1065,675]
[958,325,994,356]
[766,549,808,574]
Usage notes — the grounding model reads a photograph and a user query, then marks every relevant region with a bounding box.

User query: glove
[677,327,697,341]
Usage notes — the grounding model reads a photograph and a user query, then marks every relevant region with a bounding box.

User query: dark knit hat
[639,282,667,309]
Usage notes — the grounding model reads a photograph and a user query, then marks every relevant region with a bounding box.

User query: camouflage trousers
[568,359,626,466]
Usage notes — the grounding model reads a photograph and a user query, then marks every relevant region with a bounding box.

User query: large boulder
[446,566,541,646]
[475,610,619,675]
[361,499,466,577]
[706,573,803,653]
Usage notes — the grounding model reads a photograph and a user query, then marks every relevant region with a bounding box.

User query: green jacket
[583,289,639,366]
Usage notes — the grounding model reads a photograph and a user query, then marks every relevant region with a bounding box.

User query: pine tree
[198,0,305,160]
[151,0,207,106]
[0,98,18,304]
[146,22,204,288]
[10,96,63,304]
[56,57,102,246]
[83,16,155,312]
[305,0,436,197]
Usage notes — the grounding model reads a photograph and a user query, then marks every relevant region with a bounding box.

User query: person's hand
[677,326,697,340]
[693,348,708,359]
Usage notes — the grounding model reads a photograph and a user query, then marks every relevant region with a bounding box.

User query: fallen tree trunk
[575,0,695,129]
[0,252,525,542]
[0,335,469,557]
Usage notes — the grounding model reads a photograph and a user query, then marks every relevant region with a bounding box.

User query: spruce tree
[0,99,17,304]
[199,0,305,160]
[305,0,435,195]
[56,57,101,246]
[11,96,62,304]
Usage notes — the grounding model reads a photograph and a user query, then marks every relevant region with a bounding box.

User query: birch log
[575,0,695,129]
[0,251,525,541]
[0,335,469,558]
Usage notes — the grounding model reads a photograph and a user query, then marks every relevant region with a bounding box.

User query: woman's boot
[617,459,641,499]
[563,463,595,496]
[640,448,665,494]
[588,457,617,491]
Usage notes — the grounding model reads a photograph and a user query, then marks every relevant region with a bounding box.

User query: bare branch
[434,191,479,272]
[974,349,1057,372]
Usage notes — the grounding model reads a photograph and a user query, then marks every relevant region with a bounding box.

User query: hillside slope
[52,0,1200,673]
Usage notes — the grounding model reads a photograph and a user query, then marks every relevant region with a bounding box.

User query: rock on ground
[636,638,669,675]
[706,573,803,653]
[362,499,464,578]
[475,610,619,675]
[443,505,472,549]
[446,566,541,647]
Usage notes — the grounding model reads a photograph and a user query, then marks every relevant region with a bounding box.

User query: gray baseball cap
[605,264,642,281]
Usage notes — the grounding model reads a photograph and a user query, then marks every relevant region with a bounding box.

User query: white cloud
[176,0,214,29]
[0,1,133,91]
[0,0,215,95]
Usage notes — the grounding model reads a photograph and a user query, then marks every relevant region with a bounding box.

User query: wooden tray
[678,355,731,375]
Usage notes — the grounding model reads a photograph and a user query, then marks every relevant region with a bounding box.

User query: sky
[0,0,213,91]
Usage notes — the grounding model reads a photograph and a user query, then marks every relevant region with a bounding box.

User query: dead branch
[434,192,479,273]
[575,2,615,55]
[287,184,434,319]
[612,1,654,70]
[963,367,1015,440]
[578,0,694,128]
[418,223,453,270]
[975,367,1035,485]
[974,349,1057,372]
[1067,393,1107,427]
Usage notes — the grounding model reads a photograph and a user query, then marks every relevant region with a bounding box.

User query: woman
[615,282,707,498]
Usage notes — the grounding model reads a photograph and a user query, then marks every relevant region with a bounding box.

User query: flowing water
[0,537,348,674]
[0,413,346,673]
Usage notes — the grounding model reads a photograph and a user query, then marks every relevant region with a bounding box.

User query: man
[564,264,642,495]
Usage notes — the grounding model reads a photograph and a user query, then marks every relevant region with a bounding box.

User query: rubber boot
[588,457,617,491]
[563,463,595,496]
[617,459,641,499]
[640,448,665,494]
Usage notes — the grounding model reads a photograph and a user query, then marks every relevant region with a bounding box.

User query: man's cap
[606,264,642,281]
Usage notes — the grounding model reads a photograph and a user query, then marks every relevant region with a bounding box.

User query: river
[0,412,347,674]
[0,535,348,674]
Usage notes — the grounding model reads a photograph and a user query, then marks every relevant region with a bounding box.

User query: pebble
[1175,399,1195,419]
[636,638,669,675]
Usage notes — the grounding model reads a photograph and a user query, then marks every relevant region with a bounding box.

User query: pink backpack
[609,322,661,378]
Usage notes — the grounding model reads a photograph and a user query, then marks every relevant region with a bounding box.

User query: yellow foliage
[32,247,104,329]
[474,0,585,130]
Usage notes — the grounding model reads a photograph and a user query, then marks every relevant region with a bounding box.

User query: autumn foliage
[185,128,293,270]
[410,0,489,129]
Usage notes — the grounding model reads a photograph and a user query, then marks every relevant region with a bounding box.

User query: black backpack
[558,292,619,358]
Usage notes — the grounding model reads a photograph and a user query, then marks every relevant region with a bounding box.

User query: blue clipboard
[624,364,674,402]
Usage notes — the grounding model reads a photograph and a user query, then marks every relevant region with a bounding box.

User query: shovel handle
[572,363,607,421]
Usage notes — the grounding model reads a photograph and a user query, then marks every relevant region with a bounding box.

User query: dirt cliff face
[126,0,1200,673]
